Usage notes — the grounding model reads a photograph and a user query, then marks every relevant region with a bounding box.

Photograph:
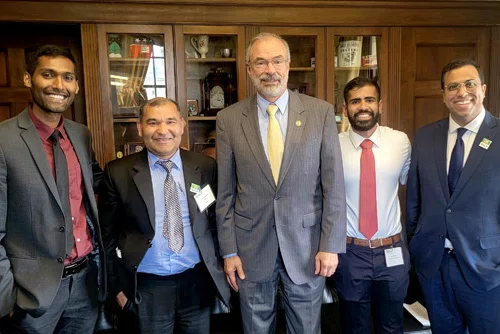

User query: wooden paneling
[387,27,402,129]
[489,27,500,117]
[2,1,500,27]
[400,27,490,141]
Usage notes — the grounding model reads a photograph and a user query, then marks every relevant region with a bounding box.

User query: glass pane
[334,35,380,132]
[107,33,166,159]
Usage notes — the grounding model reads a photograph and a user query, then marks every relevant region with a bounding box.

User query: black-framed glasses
[444,80,479,93]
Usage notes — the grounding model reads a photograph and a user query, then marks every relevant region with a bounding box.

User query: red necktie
[359,139,378,239]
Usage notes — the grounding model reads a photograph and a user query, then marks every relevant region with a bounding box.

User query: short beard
[348,110,379,132]
[251,73,288,98]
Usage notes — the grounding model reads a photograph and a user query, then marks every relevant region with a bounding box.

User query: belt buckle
[368,239,382,248]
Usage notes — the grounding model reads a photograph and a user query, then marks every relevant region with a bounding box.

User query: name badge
[479,138,492,150]
[190,183,201,193]
[194,185,216,212]
[384,247,404,267]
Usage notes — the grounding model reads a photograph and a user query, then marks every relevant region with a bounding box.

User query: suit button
[59,226,65,232]
[440,235,444,239]
[275,195,281,200]
[446,209,452,214]
[147,239,152,244]
[57,257,64,263]
[133,265,138,270]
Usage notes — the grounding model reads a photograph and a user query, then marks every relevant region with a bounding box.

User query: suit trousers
[333,240,410,334]
[417,250,500,334]
[135,263,214,334]
[6,262,98,334]
[238,252,325,334]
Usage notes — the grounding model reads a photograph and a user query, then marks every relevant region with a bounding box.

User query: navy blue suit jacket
[406,110,500,292]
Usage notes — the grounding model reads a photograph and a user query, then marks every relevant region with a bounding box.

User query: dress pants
[7,262,98,334]
[135,263,214,334]
[333,240,410,334]
[417,250,500,334]
[237,253,325,334]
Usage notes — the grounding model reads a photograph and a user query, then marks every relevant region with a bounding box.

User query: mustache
[259,73,282,81]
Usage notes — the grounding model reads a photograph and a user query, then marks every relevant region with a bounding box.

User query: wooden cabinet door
[400,27,490,141]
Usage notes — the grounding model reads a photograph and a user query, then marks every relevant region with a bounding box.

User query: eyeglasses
[444,80,479,93]
[249,58,289,70]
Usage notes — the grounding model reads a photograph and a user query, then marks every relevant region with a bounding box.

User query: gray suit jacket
[0,108,105,318]
[99,149,230,307]
[216,91,347,284]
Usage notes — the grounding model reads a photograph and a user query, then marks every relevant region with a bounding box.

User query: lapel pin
[190,183,201,193]
[479,138,492,150]
[296,120,302,127]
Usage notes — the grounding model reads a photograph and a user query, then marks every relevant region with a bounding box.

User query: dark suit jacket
[216,91,346,285]
[406,110,500,291]
[0,108,105,318]
[98,149,230,307]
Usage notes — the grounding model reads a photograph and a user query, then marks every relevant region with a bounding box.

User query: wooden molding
[81,24,107,168]
[489,27,500,117]
[386,27,402,130]
[2,1,500,27]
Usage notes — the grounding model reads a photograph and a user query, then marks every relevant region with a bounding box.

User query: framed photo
[288,83,310,96]
[187,99,199,116]
[124,142,145,156]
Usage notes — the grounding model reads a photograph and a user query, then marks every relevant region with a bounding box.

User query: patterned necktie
[49,130,74,254]
[448,127,467,195]
[157,160,184,253]
[359,139,378,239]
[267,104,284,184]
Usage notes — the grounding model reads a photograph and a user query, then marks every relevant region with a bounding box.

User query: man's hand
[116,291,128,310]
[224,256,245,292]
[314,252,339,277]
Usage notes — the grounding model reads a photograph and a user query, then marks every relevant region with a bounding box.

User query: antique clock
[202,67,234,116]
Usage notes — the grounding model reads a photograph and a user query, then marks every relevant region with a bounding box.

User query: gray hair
[246,32,291,64]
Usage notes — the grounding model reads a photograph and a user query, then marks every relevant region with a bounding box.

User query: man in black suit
[99,97,230,334]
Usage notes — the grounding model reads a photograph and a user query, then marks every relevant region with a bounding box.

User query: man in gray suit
[216,32,346,333]
[0,45,105,333]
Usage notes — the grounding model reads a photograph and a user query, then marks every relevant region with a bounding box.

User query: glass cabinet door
[327,28,388,133]
[97,25,175,161]
[174,26,246,154]
[261,27,325,100]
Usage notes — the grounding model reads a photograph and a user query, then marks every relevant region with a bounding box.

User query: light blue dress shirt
[137,149,201,275]
[257,90,289,160]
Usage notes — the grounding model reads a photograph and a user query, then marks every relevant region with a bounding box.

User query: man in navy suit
[406,59,500,334]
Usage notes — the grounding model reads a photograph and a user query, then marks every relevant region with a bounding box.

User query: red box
[129,44,152,58]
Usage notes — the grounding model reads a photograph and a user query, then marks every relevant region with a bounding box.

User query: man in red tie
[334,77,412,334]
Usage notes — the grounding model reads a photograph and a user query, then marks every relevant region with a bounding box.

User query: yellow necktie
[267,104,284,184]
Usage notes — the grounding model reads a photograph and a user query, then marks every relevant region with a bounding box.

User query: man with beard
[406,59,500,333]
[216,32,346,333]
[0,45,105,333]
[335,77,411,334]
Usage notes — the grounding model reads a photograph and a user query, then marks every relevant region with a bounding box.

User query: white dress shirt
[445,107,485,249]
[339,125,411,239]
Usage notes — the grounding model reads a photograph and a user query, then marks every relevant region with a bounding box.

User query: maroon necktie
[359,139,378,239]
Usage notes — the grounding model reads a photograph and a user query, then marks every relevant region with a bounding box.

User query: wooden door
[400,27,490,141]
[0,22,86,124]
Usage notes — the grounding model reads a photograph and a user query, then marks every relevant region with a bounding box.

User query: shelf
[290,67,316,72]
[188,116,216,121]
[113,117,138,123]
[336,66,378,71]
[109,57,151,63]
[186,58,236,63]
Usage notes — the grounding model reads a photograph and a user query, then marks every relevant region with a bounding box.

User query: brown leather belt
[347,233,401,248]
[63,255,89,278]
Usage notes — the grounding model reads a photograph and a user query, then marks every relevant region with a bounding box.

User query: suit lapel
[180,150,204,238]
[433,118,451,201]
[132,151,156,231]
[278,91,305,188]
[18,109,62,210]
[451,111,498,202]
[241,96,275,188]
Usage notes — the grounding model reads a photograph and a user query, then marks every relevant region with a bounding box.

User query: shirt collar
[257,90,289,117]
[148,147,182,171]
[348,124,380,149]
[28,105,67,141]
[448,106,485,135]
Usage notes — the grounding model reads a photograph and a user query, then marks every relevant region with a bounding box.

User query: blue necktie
[448,127,467,195]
